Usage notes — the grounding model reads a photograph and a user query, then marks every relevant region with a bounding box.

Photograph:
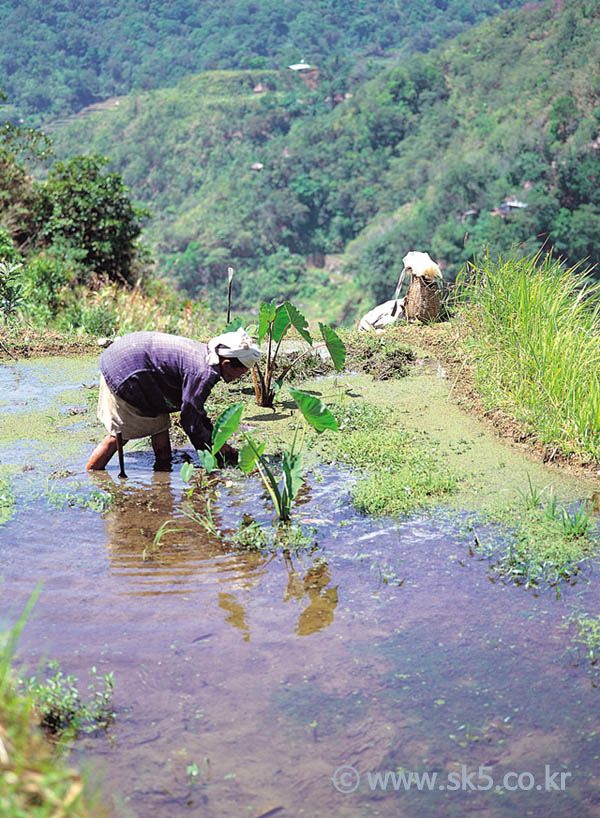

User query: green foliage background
[45,0,600,318]
[1,0,529,122]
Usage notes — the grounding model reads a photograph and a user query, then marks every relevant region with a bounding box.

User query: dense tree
[34,155,149,284]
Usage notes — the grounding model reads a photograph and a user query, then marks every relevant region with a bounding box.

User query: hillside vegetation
[49,0,600,317]
[1,0,529,122]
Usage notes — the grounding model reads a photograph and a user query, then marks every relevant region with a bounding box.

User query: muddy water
[2,358,600,818]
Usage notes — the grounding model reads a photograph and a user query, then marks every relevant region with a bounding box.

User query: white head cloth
[207,327,262,368]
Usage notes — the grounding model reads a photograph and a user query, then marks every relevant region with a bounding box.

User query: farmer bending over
[86,328,261,470]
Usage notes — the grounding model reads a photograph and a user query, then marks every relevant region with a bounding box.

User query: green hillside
[1,0,529,123]
[49,0,600,318]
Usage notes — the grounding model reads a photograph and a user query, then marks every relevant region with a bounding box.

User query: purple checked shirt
[99,331,221,450]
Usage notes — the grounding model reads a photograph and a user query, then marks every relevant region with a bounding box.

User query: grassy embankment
[0,277,220,360]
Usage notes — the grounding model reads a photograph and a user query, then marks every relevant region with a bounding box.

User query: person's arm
[179,365,238,462]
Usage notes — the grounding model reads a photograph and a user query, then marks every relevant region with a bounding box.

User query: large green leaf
[197,450,217,473]
[238,438,265,473]
[180,462,195,483]
[272,301,312,345]
[288,387,339,434]
[258,300,277,343]
[319,323,346,371]
[211,402,243,454]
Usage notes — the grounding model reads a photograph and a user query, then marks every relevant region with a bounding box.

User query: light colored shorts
[97,374,170,440]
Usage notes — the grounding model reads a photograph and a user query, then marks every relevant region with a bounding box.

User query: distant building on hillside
[288,59,319,89]
[491,198,528,217]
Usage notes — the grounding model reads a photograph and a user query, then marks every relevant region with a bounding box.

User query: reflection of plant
[20,660,115,736]
[248,300,346,408]
[239,387,338,521]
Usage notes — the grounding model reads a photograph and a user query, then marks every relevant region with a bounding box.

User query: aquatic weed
[468,498,597,590]
[321,426,458,516]
[230,516,269,551]
[45,480,114,513]
[0,472,15,525]
[517,473,546,509]
[143,519,184,560]
[19,660,115,736]
[330,398,393,433]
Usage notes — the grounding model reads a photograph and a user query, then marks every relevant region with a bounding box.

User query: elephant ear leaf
[272,301,312,345]
[288,387,338,434]
[211,402,243,454]
[282,450,304,502]
[239,438,265,474]
[197,450,218,473]
[180,462,195,483]
[319,323,346,371]
[258,300,277,343]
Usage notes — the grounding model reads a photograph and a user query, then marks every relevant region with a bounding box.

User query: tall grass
[0,589,103,817]
[458,252,600,460]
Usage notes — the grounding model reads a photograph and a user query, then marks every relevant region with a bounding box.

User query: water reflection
[284,555,339,636]
[89,465,342,640]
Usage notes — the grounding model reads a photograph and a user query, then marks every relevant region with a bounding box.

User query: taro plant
[238,386,338,522]
[179,389,338,524]
[182,402,244,477]
[247,300,346,408]
[177,404,245,538]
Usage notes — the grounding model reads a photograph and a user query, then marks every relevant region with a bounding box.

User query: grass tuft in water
[468,482,598,589]
[1,590,107,817]
[19,661,115,737]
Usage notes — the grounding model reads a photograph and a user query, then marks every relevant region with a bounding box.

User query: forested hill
[49,0,600,318]
[2,0,530,122]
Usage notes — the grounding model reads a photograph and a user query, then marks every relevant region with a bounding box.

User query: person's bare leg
[151,430,172,469]
[87,435,121,470]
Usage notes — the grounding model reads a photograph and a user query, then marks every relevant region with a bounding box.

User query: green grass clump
[323,426,458,516]
[0,593,105,817]
[330,399,393,432]
[19,661,115,737]
[459,251,600,460]
[571,613,600,668]
[470,480,597,588]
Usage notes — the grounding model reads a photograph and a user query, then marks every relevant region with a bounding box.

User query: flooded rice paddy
[2,356,600,818]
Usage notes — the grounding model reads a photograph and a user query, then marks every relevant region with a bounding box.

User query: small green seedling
[179,402,244,486]
[239,387,338,521]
